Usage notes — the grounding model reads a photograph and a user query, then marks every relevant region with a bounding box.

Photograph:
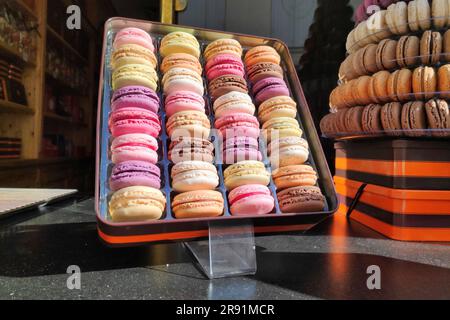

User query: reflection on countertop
[0,197,449,300]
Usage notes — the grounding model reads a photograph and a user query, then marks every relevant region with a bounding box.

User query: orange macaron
[172,190,224,219]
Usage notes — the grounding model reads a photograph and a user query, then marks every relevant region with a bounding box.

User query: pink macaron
[109,161,161,191]
[252,77,290,105]
[222,137,262,164]
[113,27,155,52]
[111,133,159,164]
[215,114,261,140]
[229,184,275,216]
[164,91,206,118]
[109,108,161,138]
[111,86,160,114]
[205,54,245,81]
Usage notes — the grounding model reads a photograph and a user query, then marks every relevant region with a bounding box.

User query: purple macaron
[109,161,161,191]
[222,137,262,165]
[252,77,290,104]
[111,86,160,113]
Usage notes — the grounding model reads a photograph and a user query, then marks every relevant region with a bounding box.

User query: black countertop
[0,196,449,300]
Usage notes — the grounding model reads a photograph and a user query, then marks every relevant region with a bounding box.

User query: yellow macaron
[160,32,201,59]
[112,64,158,91]
[258,96,298,123]
[109,186,166,222]
[262,117,303,142]
[223,161,270,191]
[111,44,158,69]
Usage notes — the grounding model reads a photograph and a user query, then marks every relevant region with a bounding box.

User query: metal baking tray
[96,17,338,247]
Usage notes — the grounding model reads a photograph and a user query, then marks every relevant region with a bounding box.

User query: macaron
[252,77,290,104]
[369,71,390,103]
[412,66,437,100]
[344,107,364,134]
[160,32,200,58]
[109,186,166,222]
[268,136,309,169]
[223,161,271,191]
[109,108,161,138]
[208,75,248,100]
[164,91,205,118]
[213,91,255,119]
[420,31,442,65]
[171,161,219,192]
[444,30,450,62]
[166,110,211,139]
[160,53,203,76]
[381,102,403,136]
[222,136,262,165]
[386,2,409,35]
[172,190,224,219]
[272,165,318,191]
[109,161,161,191]
[204,39,243,62]
[438,64,450,100]
[262,117,303,143]
[277,186,325,214]
[111,86,160,114]
[245,46,281,68]
[162,67,204,96]
[376,39,398,71]
[408,0,431,31]
[228,185,275,216]
[111,133,159,164]
[111,44,158,70]
[112,64,158,91]
[258,96,297,123]
[432,0,449,29]
[425,99,450,137]
[396,36,420,68]
[205,54,245,81]
[169,137,214,163]
[215,113,260,140]
[387,69,412,102]
[247,62,284,84]
[402,101,427,137]
[113,27,155,52]
[362,104,383,134]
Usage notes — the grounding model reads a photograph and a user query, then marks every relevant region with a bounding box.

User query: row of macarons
[330,64,450,110]
[320,98,450,138]
[340,30,450,82]
[109,160,326,222]
[355,0,403,24]
[347,0,450,54]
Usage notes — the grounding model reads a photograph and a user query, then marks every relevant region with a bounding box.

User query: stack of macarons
[160,32,223,219]
[245,46,326,213]
[108,27,166,223]
[205,39,275,215]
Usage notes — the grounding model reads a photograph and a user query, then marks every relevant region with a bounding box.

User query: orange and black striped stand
[335,139,450,242]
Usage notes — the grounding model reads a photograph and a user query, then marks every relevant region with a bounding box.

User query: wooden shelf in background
[47,26,88,65]
[0,100,34,114]
[44,112,87,128]
[0,41,36,67]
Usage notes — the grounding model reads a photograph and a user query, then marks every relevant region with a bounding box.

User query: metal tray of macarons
[96,17,338,247]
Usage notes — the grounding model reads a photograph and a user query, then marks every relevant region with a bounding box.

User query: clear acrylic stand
[183,220,257,279]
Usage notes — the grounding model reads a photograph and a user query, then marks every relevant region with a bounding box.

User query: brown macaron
[335,108,350,133]
[362,104,383,134]
[412,66,437,100]
[320,113,336,137]
[370,71,391,103]
[444,30,450,62]
[208,75,248,100]
[420,30,442,65]
[277,186,325,214]
[396,36,420,68]
[363,44,379,74]
[376,39,398,71]
[353,76,372,106]
[381,102,403,136]
[438,64,450,99]
[344,106,364,134]
[387,69,413,102]
[425,99,450,137]
[247,62,283,84]
[352,48,368,77]
[341,81,357,108]
[401,101,427,137]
